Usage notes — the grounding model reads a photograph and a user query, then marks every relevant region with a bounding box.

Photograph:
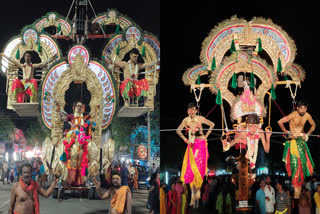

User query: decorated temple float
[182,16,305,210]
[1,1,159,199]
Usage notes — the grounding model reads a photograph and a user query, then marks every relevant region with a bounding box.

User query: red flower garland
[63,138,75,159]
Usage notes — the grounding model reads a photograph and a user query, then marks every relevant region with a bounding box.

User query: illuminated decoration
[130,126,160,160]
[1,38,22,73]
[22,29,38,45]
[137,145,147,159]
[68,45,89,65]
[126,26,141,42]
[257,167,269,175]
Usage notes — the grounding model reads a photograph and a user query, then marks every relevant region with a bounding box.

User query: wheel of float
[52,187,58,199]
[88,187,96,200]
[81,189,89,198]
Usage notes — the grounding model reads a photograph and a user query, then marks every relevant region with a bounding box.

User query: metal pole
[147,111,151,165]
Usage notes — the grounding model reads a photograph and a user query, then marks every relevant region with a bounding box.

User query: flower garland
[246,129,259,169]
[60,119,97,177]
[240,89,256,106]
[128,61,138,79]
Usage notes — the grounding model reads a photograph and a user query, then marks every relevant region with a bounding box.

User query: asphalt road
[0,183,149,214]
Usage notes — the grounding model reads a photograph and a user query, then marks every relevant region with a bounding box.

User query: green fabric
[282,137,314,183]
[211,57,216,70]
[196,74,201,85]
[15,49,20,60]
[231,72,237,89]
[284,75,288,81]
[41,27,45,33]
[121,81,134,99]
[271,84,277,100]
[115,24,120,34]
[216,193,232,214]
[85,167,88,176]
[12,87,24,100]
[230,39,236,53]
[116,44,120,55]
[60,152,67,162]
[57,23,61,33]
[277,57,282,73]
[250,72,255,89]
[25,83,37,102]
[136,90,148,100]
[141,46,146,57]
[216,89,222,105]
[38,42,41,52]
[257,38,263,52]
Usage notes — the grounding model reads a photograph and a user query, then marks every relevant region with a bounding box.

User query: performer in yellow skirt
[177,102,214,205]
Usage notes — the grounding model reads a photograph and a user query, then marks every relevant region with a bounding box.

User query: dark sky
[160,2,320,170]
[0,0,160,129]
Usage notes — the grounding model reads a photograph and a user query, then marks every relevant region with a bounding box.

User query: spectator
[134,166,139,190]
[14,163,18,182]
[298,182,312,214]
[275,181,290,214]
[148,172,160,214]
[160,183,167,214]
[167,182,177,214]
[175,178,183,214]
[256,179,266,214]
[314,184,320,214]
[264,175,275,214]
[216,183,232,214]
[150,163,157,176]
[39,162,47,187]
[120,162,129,186]
[2,161,9,184]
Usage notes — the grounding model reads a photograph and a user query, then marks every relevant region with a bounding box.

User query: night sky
[0,0,160,130]
[160,2,320,171]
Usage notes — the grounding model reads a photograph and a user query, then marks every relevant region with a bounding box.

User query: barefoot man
[94,170,132,214]
[278,100,315,198]
[176,102,214,205]
[221,113,271,169]
[8,162,58,214]
[1,52,56,103]
[104,48,158,105]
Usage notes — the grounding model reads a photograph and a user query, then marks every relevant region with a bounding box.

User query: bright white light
[5,152,8,162]
[178,171,180,176]
[26,151,33,159]
[2,38,22,73]
[121,158,124,162]
[126,159,129,164]
[165,171,168,184]
[13,152,17,161]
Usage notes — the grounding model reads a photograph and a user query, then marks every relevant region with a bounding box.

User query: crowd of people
[160,174,320,214]
[160,175,235,214]
[254,175,320,214]
[0,158,47,187]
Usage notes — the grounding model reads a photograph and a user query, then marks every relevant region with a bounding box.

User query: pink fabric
[175,183,183,214]
[183,139,208,184]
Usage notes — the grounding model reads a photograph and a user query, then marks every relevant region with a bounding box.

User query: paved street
[0,183,149,214]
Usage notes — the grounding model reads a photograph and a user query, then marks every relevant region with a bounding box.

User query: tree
[110,117,138,149]
[24,120,48,146]
[0,112,15,141]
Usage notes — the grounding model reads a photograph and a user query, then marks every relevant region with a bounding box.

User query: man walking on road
[95,170,132,214]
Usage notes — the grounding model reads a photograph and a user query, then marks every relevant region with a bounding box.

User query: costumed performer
[1,52,55,103]
[278,100,315,198]
[104,48,159,104]
[221,113,271,169]
[176,102,214,205]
